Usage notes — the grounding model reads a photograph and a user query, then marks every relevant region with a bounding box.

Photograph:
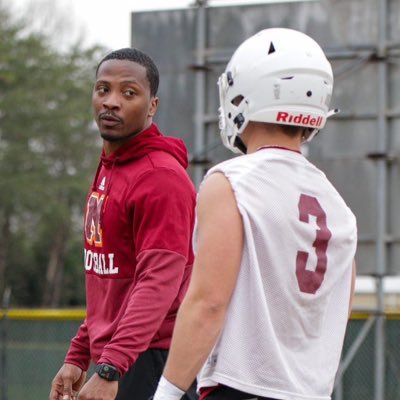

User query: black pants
[201,385,277,400]
[116,348,198,400]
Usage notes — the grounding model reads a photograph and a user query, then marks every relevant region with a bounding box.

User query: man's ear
[149,97,159,117]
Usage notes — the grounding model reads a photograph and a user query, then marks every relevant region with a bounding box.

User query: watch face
[96,364,120,381]
[103,365,111,374]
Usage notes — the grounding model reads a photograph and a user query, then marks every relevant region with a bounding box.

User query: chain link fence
[333,313,400,400]
[0,309,83,399]
[0,309,399,400]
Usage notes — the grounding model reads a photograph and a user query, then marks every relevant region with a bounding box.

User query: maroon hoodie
[65,123,196,375]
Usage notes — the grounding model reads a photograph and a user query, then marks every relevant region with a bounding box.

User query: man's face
[92,59,158,146]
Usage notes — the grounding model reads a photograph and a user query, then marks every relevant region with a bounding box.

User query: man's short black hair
[96,48,159,97]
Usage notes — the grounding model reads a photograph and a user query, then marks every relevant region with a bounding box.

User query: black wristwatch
[95,363,121,381]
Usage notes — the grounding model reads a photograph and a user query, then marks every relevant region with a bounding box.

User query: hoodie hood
[100,123,189,169]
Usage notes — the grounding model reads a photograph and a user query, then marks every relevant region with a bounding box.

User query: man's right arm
[64,319,91,371]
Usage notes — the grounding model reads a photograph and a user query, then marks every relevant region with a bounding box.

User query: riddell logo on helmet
[276,112,323,127]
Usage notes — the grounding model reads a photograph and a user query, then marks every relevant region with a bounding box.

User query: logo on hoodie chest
[84,191,119,275]
[99,177,106,191]
[85,192,106,247]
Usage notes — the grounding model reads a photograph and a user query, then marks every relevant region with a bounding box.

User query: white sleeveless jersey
[196,147,357,400]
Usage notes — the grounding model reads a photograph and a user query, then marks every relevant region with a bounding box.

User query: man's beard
[100,130,139,142]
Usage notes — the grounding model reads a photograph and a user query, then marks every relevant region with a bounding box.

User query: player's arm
[159,172,244,392]
[348,259,357,318]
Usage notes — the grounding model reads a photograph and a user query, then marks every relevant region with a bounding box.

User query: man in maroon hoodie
[49,48,196,400]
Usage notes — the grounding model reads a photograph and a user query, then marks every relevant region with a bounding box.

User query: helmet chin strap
[234,136,247,154]
[327,108,340,118]
[303,108,341,143]
[303,128,319,143]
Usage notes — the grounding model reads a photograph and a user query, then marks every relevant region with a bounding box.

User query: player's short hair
[278,124,307,137]
[257,121,308,139]
[96,48,159,97]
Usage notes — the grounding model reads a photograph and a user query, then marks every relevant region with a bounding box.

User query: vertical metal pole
[193,0,207,187]
[375,0,388,399]
[1,288,11,400]
[334,378,343,400]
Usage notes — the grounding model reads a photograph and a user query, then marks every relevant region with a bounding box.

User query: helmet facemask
[218,71,250,154]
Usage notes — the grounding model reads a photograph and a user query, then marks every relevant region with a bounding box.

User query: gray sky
[7,0,311,50]
[7,0,196,50]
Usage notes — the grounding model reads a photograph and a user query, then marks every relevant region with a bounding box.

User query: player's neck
[244,131,302,154]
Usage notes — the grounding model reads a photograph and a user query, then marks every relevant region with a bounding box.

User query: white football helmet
[218,28,338,154]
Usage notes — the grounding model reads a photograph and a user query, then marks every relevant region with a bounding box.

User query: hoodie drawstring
[100,158,117,226]
[91,160,103,192]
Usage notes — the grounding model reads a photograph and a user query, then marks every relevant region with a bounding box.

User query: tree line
[0,1,106,307]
